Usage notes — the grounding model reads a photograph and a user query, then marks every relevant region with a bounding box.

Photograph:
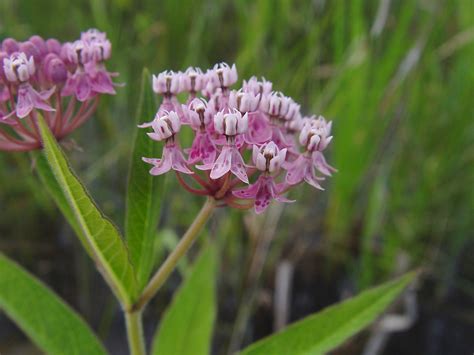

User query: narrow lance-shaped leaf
[37,114,137,307]
[0,253,107,355]
[152,245,218,355]
[35,152,93,257]
[240,272,416,355]
[125,68,166,291]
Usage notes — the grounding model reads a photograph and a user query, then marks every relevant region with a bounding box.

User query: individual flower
[205,62,238,94]
[3,52,55,118]
[233,142,293,213]
[204,109,249,182]
[182,99,217,165]
[61,30,117,102]
[180,67,207,97]
[153,70,183,96]
[286,116,336,188]
[141,111,193,175]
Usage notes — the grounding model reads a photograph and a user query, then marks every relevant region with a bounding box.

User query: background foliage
[0,0,473,354]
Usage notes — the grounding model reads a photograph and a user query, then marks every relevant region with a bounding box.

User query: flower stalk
[125,310,146,355]
[131,196,216,312]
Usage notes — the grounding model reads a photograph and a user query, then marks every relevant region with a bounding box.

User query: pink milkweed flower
[61,33,117,101]
[234,142,293,213]
[231,88,271,145]
[141,111,193,175]
[206,63,238,94]
[203,109,249,182]
[153,70,183,96]
[15,84,55,118]
[3,53,55,118]
[229,90,260,113]
[260,91,292,118]
[3,52,35,83]
[0,29,119,152]
[286,116,336,188]
[180,67,207,95]
[182,99,217,165]
[243,76,272,97]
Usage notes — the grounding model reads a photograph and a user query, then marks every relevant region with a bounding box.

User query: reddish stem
[175,171,210,196]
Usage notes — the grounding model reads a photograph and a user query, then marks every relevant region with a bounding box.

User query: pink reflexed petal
[16,85,34,118]
[271,126,293,149]
[170,146,194,174]
[27,86,55,112]
[142,153,172,176]
[196,162,214,171]
[61,74,77,97]
[38,86,56,100]
[304,166,325,190]
[233,178,261,199]
[275,182,295,203]
[76,73,92,102]
[230,147,249,183]
[210,145,232,180]
[244,112,272,144]
[285,155,307,185]
[91,71,116,95]
[147,132,164,141]
[254,177,273,214]
[188,132,217,165]
[312,151,337,176]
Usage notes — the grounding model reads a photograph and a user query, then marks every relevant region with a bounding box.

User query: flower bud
[29,36,48,58]
[2,38,19,54]
[148,111,181,141]
[253,141,287,173]
[43,53,67,84]
[3,52,35,83]
[46,39,62,55]
[214,109,248,136]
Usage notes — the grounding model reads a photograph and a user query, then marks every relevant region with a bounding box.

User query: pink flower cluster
[141,63,336,213]
[0,29,118,151]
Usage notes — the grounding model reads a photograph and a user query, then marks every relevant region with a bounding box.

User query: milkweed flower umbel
[141,63,336,213]
[0,29,119,151]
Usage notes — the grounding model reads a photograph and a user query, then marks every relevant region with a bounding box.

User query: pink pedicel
[141,63,336,213]
[0,29,119,151]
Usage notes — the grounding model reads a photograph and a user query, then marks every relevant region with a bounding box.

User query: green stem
[125,310,146,355]
[132,197,216,311]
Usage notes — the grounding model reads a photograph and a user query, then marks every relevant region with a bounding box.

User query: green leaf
[152,245,217,355]
[35,153,93,257]
[0,253,107,355]
[37,115,137,307]
[239,272,416,355]
[125,68,165,291]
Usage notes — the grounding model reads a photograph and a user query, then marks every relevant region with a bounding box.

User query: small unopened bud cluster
[0,29,119,151]
[141,63,336,214]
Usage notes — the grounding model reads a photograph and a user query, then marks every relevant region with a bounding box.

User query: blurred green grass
[1,0,473,351]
